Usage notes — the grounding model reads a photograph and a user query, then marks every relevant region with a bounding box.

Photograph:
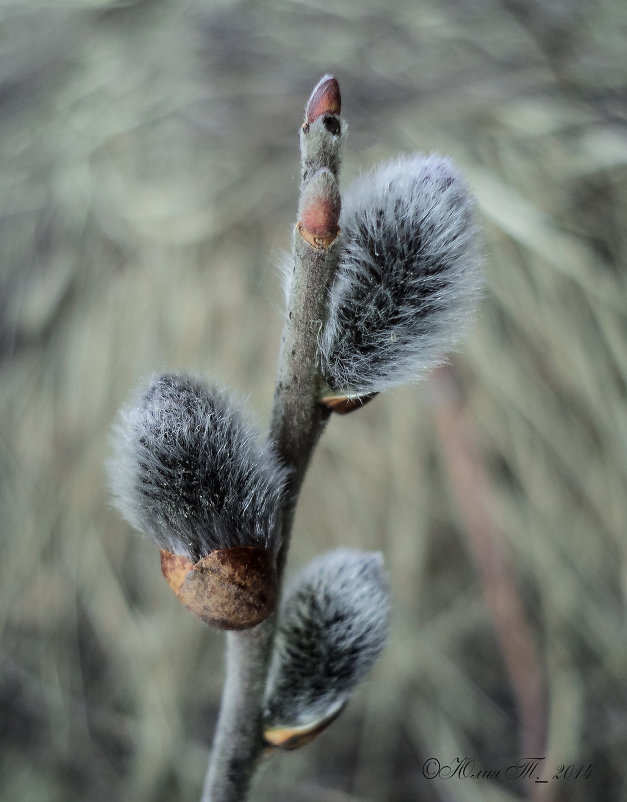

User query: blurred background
[1,0,626,800]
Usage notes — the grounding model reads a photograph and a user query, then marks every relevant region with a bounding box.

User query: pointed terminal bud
[319,153,482,396]
[300,76,343,183]
[263,549,389,749]
[305,74,341,125]
[107,374,289,629]
[297,168,340,249]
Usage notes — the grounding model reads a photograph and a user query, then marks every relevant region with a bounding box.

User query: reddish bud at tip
[306,74,341,123]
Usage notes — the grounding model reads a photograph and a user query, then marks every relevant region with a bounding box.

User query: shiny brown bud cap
[160,546,277,630]
[264,700,345,750]
[305,74,341,123]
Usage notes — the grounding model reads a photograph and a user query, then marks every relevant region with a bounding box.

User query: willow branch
[201,75,344,802]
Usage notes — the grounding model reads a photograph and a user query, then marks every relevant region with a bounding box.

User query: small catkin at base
[263,549,389,747]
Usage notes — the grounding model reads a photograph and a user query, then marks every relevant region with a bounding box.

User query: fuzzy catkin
[107,374,289,563]
[319,153,482,396]
[264,549,389,729]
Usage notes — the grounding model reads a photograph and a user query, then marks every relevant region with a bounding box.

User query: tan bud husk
[296,222,339,251]
[160,546,277,630]
[263,701,345,750]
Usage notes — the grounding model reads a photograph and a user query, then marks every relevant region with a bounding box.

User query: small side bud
[107,374,288,629]
[263,549,389,748]
[297,168,341,249]
[319,154,482,396]
[305,74,341,124]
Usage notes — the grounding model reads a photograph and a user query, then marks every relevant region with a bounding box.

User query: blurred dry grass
[1,1,626,800]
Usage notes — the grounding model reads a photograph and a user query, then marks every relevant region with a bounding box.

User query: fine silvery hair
[107,374,289,563]
[264,549,389,729]
[319,153,482,396]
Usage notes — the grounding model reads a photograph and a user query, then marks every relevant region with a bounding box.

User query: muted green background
[1,1,626,800]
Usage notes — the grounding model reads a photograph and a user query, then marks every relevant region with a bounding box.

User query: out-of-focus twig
[430,364,548,798]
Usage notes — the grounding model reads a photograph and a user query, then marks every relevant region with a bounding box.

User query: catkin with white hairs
[319,153,482,396]
[264,549,389,730]
[107,374,289,563]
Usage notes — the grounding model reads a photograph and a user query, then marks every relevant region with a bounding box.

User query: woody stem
[200,76,344,802]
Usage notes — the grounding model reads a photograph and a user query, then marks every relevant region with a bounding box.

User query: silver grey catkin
[264,549,389,729]
[107,374,289,562]
[319,153,482,396]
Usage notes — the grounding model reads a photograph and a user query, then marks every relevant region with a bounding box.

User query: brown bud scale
[160,546,277,630]
[320,393,378,414]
